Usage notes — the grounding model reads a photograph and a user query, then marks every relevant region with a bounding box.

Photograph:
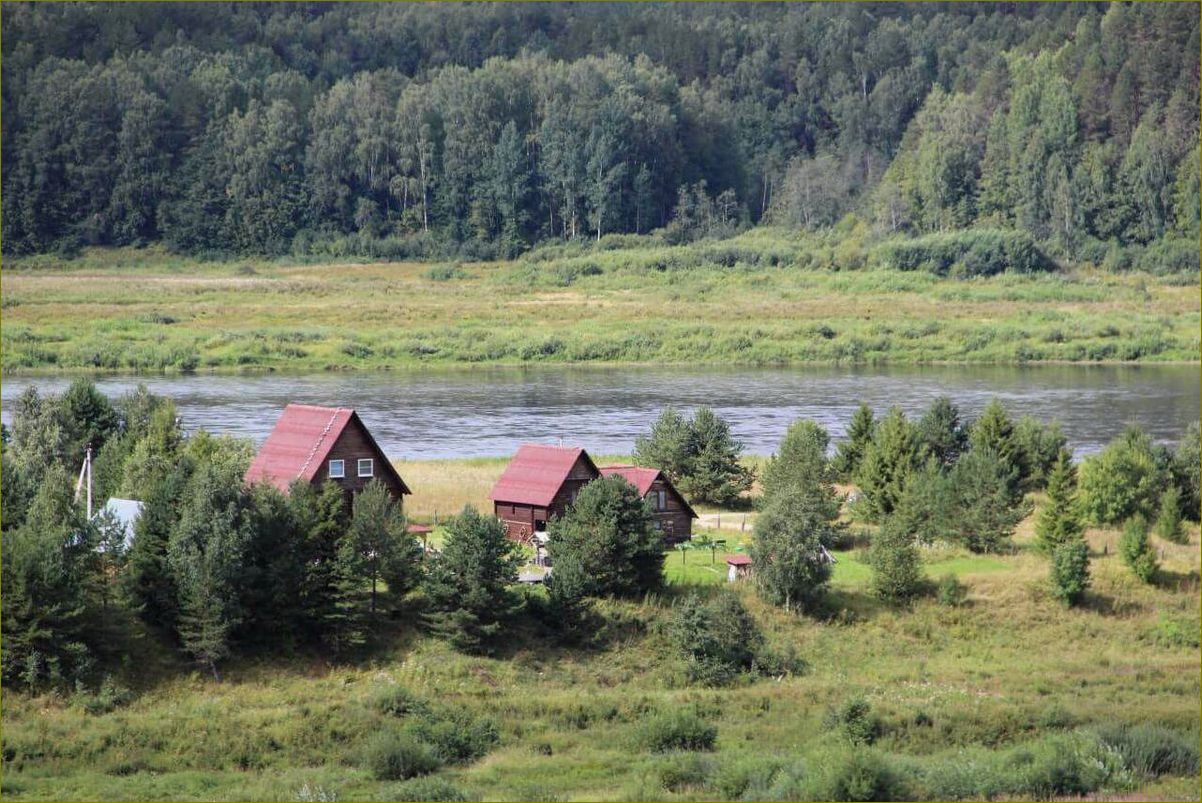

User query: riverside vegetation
[2,381,1199,801]
[3,230,1199,373]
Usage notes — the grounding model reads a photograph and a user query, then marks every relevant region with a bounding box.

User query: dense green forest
[3,2,1198,266]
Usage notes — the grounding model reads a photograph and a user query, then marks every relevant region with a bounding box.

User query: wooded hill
[3,2,1198,268]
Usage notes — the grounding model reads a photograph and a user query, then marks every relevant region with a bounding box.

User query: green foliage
[1095,723,1201,778]
[750,486,835,612]
[823,697,882,746]
[547,475,664,603]
[387,777,476,802]
[1034,449,1084,554]
[943,448,1026,553]
[363,731,441,781]
[668,592,765,686]
[935,573,968,607]
[1155,486,1186,544]
[1049,540,1091,607]
[634,710,718,752]
[761,419,838,519]
[868,518,925,603]
[1119,515,1158,584]
[423,506,522,654]
[372,685,429,718]
[1012,416,1067,490]
[799,748,907,802]
[877,229,1056,277]
[1172,422,1200,521]
[968,400,1021,490]
[1079,425,1169,525]
[635,407,753,506]
[832,403,876,481]
[402,708,500,765]
[915,397,968,469]
[856,407,925,521]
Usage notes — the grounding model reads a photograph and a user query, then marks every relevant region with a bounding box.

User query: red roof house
[490,445,600,541]
[244,404,410,502]
[599,465,697,544]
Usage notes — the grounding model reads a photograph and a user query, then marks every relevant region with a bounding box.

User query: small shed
[726,554,753,582]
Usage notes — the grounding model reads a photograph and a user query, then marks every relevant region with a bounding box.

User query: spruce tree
[1049,540,1091,606]
[1154,486,1186,545]
[856,407,924,521]
[916,397,969,469]
[832,403,876,481]
[1034,449,1084,554]
[423,506,522,654]
[680,407,753,506]
[1118,515,1158,584]
[868,517,925,603]
[968,399,1020,490]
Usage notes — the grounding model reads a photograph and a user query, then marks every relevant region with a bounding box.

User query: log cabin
[598,465,697,544]
[490,444,601,542]
[244,404,411,504]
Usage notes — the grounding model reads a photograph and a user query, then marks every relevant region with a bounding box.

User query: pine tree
[1034,449,1084,554]
[1118,515,1158,584]
[1154,486,1186,545]
[1049,539,1091,606]
[423,506,522,654]
[832,403,876,481]
[916,397,968,469]
[679,408,753,506]
[969,399,1020,489]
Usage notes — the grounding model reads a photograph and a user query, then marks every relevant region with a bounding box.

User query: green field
[3,231,1198,373]
[3,481,1199,802]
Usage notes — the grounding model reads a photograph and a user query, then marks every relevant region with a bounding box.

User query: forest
[3,2,1199,271]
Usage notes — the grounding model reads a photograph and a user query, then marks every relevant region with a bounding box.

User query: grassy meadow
[3,230,1199,373]
[3,469,1199,802]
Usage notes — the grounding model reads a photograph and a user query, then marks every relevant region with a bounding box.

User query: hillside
[3,3,1198,270]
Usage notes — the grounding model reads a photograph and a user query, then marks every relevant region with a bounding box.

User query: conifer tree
[833,402,876,481]
[1034,449,1084,554]
[856,407,924,521]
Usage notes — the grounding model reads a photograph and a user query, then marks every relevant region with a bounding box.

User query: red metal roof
[598,464,699,519]
[244,404,410,494]
[489,444,597,507]
[726,555,753,566]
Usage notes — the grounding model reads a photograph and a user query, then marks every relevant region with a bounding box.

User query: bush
[635,710,718,752]
[387,776,477,802]
[1148,613,1201,649]
[876,229,1056,277]
[1095,722,1201,777]
[372,685,427,717]
[711,755,784,799]
[1119,515,1158,583]
[669,592,764,686]
[1155,486,1186,544]
[363,731,441,780]
[1079,426,1168,525]
[424,263,473,281]
[655,752,715,792]
[1049,540,1090,606]
[404,709,500,764]
[72,676,133,715]
[797,749,907,802]
[868,518,925,603]
[824,697,881,746]
[1002,733,1128,799]
[936,574,968,607]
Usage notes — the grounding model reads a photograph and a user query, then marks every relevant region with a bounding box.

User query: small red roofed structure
[726,554,752,582]
[490,444,600,542]
[599,465,696,544]
[244,404,410,503]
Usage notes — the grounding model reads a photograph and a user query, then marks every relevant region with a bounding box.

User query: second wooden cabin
[489,444,696,545]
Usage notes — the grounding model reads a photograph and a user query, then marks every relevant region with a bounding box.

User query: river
[1,365,1197,459]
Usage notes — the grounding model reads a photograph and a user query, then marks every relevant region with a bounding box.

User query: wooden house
[490,444,600,542]
[598,465,697,544]
[244,404,410,503]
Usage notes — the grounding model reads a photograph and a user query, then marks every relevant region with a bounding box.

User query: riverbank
[3,236,1198,373]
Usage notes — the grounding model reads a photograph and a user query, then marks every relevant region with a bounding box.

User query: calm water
[2,365,1198,459]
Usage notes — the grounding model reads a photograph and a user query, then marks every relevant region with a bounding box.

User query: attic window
[358,458,374,478]
[328,459,345,478]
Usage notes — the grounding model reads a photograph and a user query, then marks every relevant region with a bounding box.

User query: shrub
[363,731,441,780]
[387,776,477,802]
[72,676,133,715]
[1003,733,1128,799]
[424,263,473,281]
[1049,540,1091,606]
[711,755,784,799]
[1119,516,1158,584]
[868,518,925,603]
[635,710,718,752]
[876,229,1056,277]
[798,748,908,802]
[669,592,764,686]
[1155,486,1186,544]
[1095,722,1201,777]
[372,685,427,717]
[1148,613,1201,649]
[1079,426,1168,525]
[655,752,715,791]
[936,574,968,607]
[404,709,500,764]
[824,697,882,745]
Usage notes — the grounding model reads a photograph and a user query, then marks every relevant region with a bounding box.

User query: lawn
[3,234,1198,373]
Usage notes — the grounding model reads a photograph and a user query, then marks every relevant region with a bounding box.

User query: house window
[328,459,345,478]
[358,458,374,478]
[648,490,667,511]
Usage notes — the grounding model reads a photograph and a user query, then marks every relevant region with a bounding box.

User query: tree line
[3,3,1197,266]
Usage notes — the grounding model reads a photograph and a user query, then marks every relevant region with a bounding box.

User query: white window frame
[328,459,345,479]
[358,458,374,478]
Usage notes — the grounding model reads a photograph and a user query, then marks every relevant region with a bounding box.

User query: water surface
[2,365,1197,459]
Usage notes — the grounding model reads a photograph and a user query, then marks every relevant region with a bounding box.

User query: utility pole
[74,444,93,518]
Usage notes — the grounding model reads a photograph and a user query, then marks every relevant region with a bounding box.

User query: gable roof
[489,444,599,507]
[244,404,410,494]
[599,465,699,519]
